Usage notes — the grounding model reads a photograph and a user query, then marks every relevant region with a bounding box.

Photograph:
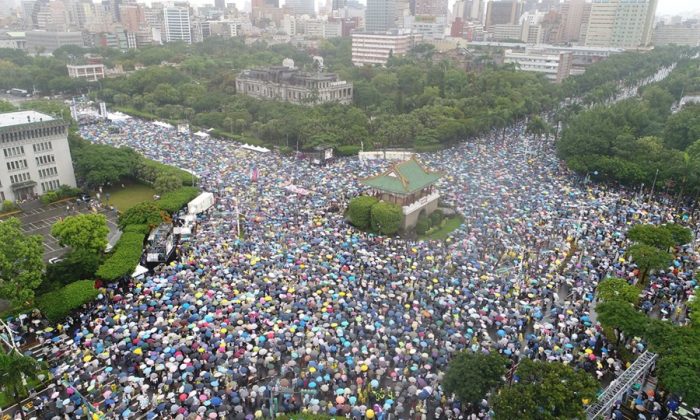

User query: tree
[0,218,44,305]
[154,173,183,195]
[51,213,110,254]
[596,277,640,305]
[72,144,139,187]
[443,351,507,405]
[347,196,378,230]
[492,359,598,420]
[660,223,692,246]
[370,201,403,235]
[0,351,44,420]
[627,243,672,284]
[43,249,101,291]
[118,202,169,229]
[627,224,674,250]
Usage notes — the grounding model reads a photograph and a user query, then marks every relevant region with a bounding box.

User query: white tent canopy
[240,144,271,153]
[132,264,149,279]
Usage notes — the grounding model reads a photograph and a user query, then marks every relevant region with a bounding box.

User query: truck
[187,192,215,215]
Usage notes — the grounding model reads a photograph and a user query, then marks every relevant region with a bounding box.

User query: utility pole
[650,168,659,199]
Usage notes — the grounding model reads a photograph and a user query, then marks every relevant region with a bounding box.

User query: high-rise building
[466,0,483,21]
[0,111,77,202]
[585,0,658,48]
[163,5,191,43]
[215,0,226,9]
[415,0,448,17]
[119,3,144,32]
[558,0,589,43]
[365,0,396,31]
[285,0,314,16]
[485,0,523,29]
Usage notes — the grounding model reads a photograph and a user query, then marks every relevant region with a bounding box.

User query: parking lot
[18,200,120,262]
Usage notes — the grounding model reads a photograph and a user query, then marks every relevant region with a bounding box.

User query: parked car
[76,193,91,203]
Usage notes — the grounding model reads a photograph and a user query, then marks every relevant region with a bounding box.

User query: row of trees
[557,58,700,193]
[347,196,403,235]
[443,351,598,420]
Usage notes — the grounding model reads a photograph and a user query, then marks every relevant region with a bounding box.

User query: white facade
[504,49,573,83]
[236,67,353,105]
[351,31,421,66]
[163,6,191,44]
[67,63,106,81]
[585,0,658,48]
[0,111,76,202]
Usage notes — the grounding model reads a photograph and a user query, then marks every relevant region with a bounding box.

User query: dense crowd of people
[4,112,698,420]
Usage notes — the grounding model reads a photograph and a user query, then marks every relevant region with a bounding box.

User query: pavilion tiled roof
[360,156,443,195]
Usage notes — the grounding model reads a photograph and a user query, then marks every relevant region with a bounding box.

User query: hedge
[40,185,81,204]
[370,201,403,235]
[96,231,146,281]
[36,280,99,322]
[122,224,151,235]
[156,186,200,213]
[347,196,378,229]
[137,158,197,187]
[336,145,361,156]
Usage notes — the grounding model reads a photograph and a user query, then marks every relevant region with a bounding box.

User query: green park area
[419,214,464,241]
[102,182,157,212]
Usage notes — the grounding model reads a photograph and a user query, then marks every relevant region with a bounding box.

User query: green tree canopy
[72,144,140,187]
[51,213,110,254]
[0,351,44,418]
[597,277,641,305]
[660,223,693,246]
[627,243,673,283]
[118,202,169,229]
[442,351,507,405]
[492,359,599,420]
[0,218,44,305]
[627,224,674,250]
[347,196,378,230]
[370,201,403,235]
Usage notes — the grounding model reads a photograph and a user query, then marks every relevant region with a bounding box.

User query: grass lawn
[0,371,50,409]
[420,215,464,241]
[102,182,156,212]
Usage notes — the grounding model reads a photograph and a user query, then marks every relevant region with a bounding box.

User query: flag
[251,166,259,182]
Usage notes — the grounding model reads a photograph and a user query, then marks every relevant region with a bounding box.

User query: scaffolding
[586,351,658,419]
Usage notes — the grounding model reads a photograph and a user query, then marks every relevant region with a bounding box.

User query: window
[35,154,55,166]
[38,167,58,179]
[6,159,28,171]
[9,172,31,184]
[32,141,52,153]
[3,145,25,158]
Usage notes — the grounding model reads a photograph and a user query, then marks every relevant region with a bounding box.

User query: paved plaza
[17,200,120,262]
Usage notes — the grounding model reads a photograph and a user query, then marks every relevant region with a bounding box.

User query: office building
[365,0,396,32]
[558,0,590,43]
[0,31,27,49]
[285,0,314,16]
[163,5,191,43]
[415,0,448,18]
[504,48,573,83]
[485,0,523,29]
[351,31,421,66]
[25,30,83,52]
[0,111,77,202]
[236,66,353,105]
[652,21,700,47]
[119,3,144,32]
[585,0,658,48]
[67,63,106,81]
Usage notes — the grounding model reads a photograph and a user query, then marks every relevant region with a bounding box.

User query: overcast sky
[656,0,699,15]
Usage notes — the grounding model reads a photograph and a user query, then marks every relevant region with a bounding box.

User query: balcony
[402,191,440,215]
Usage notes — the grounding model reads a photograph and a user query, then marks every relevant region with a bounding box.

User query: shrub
[119,202,168,229]
[2,200,16,212]
[416,215,431,235]
[135,158,197,187]
[336,145,361,156]
[122,224,151,235]
[36,280,99,322]
[154,174,183,194]
[430,209,444,226]
[370,201,403,235]
[40,191,59,204]
[96,231,146,281]
[347,196,378,229]
[156,186,200,214]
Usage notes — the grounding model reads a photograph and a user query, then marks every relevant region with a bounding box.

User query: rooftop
[0,111,54,128]
[361,157,443,195]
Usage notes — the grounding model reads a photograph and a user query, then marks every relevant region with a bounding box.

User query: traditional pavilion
[361,156,444,229]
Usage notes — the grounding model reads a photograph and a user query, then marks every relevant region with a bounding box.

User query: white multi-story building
[351,31,422,66]
[0,111,76,202]
[585,0,657,48]
[163,6,191,44]
[653,22,700,47]
[67,63,106,81]
[504,48,573,83]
